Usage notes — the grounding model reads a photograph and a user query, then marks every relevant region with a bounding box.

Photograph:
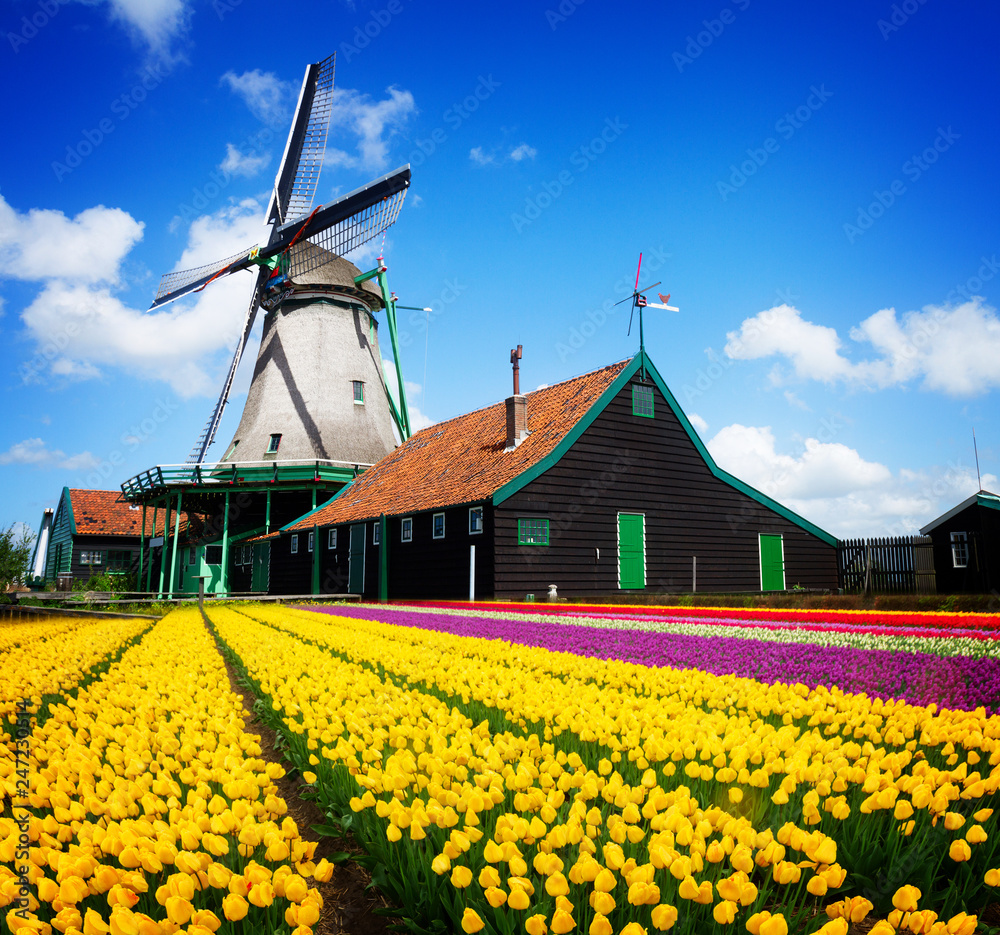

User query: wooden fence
[837,535,936,594]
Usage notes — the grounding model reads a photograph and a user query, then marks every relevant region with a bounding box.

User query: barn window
[267,433,282,453]
[205,545,223,565]
[308,531,314,552]
[432,512,445,539]
[951,532,968,568]
[107,550,131,572]
[80,550,103,565]
[189,547,196,565]
[290,534,299,554]
[353,381,365,404]
[518,518,550,546]
[373,523,381,546]
[401,517,413,542]
[469,506,483,535]
[328,529,337,549]
[632,384,654,418]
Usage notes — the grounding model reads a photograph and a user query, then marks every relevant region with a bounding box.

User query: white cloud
[323,87,416,174]
[410,194,424,208]
[81,0,191,59]
[725,299,1000,397]
[0,195,144,284]
[703,422,996,537]
[220,143,271,178]
[221,68,297,127]
[13,198,269,397]
[687,413,708,435]
[510,143,537,161]
[0,438,99,471]
[469,146,496,166]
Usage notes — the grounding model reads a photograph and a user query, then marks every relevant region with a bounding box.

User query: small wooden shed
[920,490,1000,593]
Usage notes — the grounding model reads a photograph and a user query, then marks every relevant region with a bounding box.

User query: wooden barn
[39,487,189,587]
[269,352,838,599]
[919,490,1000,593]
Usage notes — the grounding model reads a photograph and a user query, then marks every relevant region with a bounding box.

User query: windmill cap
[287,242,383,309]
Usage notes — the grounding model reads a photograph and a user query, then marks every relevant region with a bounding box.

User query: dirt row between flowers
[201,609,396,935]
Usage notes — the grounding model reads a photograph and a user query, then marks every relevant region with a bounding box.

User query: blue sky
[2,0,998,542]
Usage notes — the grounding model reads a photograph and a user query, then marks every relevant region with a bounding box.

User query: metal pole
[168,492,182,599]
[158,499,170,599]
[220,491,230,598]
[692,555,697,594]
[266,489,271,533]
[469,545,476,602]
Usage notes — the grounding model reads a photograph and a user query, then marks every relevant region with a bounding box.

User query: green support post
[378,513,388,602]
[138,504,146,595]
[158,500,170,599]
[311,524,320,595]
[265,489,271,533]
[220,491,230,598]
[168,492,182,599]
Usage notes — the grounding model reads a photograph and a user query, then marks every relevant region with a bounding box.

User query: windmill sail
[268,53,336,227]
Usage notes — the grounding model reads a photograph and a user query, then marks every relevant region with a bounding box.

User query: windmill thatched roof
[287,242,382,308]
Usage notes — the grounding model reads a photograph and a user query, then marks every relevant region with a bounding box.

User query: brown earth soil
[209,618,396,935]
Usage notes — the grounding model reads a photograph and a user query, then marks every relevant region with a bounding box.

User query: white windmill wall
[221,250,398,466]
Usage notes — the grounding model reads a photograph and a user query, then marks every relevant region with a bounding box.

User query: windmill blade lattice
[152,246,258,309]
[269,53,336,226]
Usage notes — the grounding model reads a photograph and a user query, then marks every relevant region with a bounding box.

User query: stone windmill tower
[149,53,413,467]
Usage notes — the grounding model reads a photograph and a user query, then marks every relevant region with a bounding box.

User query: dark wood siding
[927,504,1000,593]
[270,531,312,595]
[494,380,837,598]
[314,506,495,600]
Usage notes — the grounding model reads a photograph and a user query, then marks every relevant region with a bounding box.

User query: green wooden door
[618,513,645,589]
[348,524,366,594]
[251,542,269,592]
[759,534,785,591]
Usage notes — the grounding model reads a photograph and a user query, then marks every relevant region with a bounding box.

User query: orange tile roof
[286,359,629,532]
[69,489,192,537]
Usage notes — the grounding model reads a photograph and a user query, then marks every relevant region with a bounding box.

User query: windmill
[614,252,679,378]
[150,52,414,466]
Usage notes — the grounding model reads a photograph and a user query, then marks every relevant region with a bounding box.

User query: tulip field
[3,602,1000,935]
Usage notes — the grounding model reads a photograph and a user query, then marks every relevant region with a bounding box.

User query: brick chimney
[506,345,528,449]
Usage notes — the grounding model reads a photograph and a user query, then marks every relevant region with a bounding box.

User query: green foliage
[0,522,35,599]
[73,570,136,594]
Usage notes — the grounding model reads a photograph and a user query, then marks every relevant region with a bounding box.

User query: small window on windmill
[328,528,337,549]
[267,434,281,454]
[353,381,365,405]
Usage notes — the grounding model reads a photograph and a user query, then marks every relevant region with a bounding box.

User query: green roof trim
[978,494,1000,513]
[493,353,837,547]
[63,487,77,536]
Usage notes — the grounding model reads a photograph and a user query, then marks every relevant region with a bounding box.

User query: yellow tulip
[651,904,678,931]
[593,869,616,893]
[546,873,570,897]
[892,885,921,911]
[620,925,646,935]
[83,908,112,934]
[486,887,507,908]
[247,881,274,908]
[589,914,612,935]
[985,868,1000,887]
[451,865,473,888]
[509,888,531,910]
[713,900,737,924]
[949,839,972,863]
[966,825,988,845]
[814,921,850,935]
[221,893,248,921]
[759,914,788,935]
[526,914,549,935]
